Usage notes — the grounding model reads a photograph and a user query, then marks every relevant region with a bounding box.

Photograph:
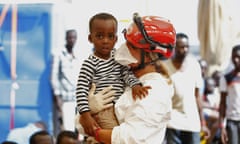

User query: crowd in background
[2,10,240,144]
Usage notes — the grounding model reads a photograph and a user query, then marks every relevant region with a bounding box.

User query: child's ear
[88,34,92,43]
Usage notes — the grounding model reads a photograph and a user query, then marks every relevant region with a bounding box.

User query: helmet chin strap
[126,41,162,71]
[138,49,145,69]
[130,49,161,71]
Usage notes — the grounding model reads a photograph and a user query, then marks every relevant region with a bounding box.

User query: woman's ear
[88,34,92,43]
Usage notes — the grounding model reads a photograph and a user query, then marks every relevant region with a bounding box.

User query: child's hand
[132,84,151,100]
[80,112,100,136]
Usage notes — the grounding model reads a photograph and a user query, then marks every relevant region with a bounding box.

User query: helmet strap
[133,13,173,52]
[138,49,145,69]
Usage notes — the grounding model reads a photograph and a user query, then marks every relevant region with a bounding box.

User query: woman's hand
[88,83,115,114]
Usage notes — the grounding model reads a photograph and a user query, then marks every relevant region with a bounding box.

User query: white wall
[54,0,200,62]
[1,0,239,63]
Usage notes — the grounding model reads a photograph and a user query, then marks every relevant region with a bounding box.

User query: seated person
[29,130,53,144]
[56,130,79,144]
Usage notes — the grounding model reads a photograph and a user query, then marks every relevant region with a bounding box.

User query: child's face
[232,48,240,70]
[89,19,117,59]
[206,78,215,93]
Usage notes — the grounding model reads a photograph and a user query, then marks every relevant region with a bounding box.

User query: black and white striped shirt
[76,49,140,113]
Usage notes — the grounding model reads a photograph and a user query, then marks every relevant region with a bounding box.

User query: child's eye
[108,34,116,40]
[96,34,104,39]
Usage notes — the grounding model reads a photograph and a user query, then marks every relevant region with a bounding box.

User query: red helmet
[124,14,176,59]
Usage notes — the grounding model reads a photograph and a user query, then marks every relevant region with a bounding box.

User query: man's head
[173,33,189,60]
[88,12,118,59]
[29,130,53,144]
[65,29,77,49]
[56,130,79,144]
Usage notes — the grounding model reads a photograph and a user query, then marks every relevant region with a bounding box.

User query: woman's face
[115,42,150,70]
[125,43,142,69]
[115,42,138,66]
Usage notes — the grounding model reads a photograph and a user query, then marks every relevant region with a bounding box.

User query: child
[219,44,240,144]
[75,12,149,136]
[202,77,220,144]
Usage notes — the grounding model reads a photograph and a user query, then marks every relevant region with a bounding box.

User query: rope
[10,4,18,130]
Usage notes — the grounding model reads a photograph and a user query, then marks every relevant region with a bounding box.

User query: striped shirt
[76,49,140,113]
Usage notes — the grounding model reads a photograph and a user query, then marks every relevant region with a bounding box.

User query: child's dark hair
[232,44,240,53]
[89,12,118,33]
[29,130,53,144]
[56,130,78,144]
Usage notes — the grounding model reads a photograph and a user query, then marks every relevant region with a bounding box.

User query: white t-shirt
[219,73,240,120]
[112,72,174,144]
[163,54,202,132]
[7,123,42,144]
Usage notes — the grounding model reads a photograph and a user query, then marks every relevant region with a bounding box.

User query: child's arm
[76,60,98,136]
[80,111,99,136]
[79,84,115,136]
[121,66,151,100]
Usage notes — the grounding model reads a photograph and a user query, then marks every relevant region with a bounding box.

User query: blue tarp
[0,4,53,142]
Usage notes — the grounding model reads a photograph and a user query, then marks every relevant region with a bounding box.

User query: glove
[89,83,115,114]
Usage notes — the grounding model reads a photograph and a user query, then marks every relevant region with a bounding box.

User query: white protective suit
[111,72,173,144]
[76,43,174,143]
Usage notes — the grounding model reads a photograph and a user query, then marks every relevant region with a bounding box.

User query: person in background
[219,44,240,144]
[80,13,176,144]
[6,121,47,144]
[202,77,220,144]
[29,130,54,144]
[76,12,149,140]
[50,29,80,135]
[163,32,210,144]
[199,58,209,98]
[56,130,79,144]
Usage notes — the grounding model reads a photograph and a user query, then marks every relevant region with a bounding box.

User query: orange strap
[11,4,17,80]
[0,4,9,27]
[10,4,18,129]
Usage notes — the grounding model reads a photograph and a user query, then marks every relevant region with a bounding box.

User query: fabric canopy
[197,0,240,74]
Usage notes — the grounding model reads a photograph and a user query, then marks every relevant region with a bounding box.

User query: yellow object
[119,19,130,23]
[200,131,207,144]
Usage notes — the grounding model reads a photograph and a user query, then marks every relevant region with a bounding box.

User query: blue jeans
[166,128,200,144]
[226,119,240,144]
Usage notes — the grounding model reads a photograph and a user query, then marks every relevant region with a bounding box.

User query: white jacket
[112,72,173,144]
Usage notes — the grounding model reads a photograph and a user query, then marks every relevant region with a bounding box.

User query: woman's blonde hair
[149,52,172,84]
